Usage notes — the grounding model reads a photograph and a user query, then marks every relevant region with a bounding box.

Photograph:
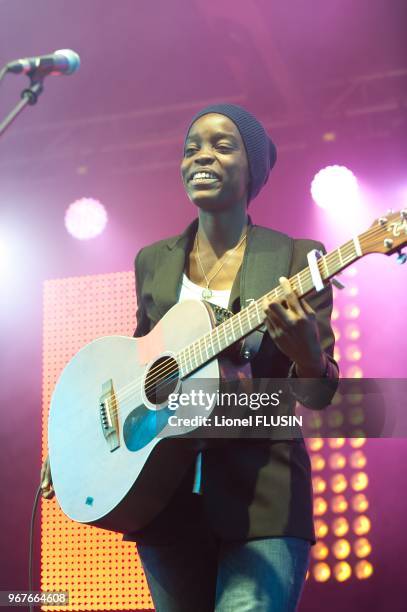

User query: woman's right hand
[40,455,55,499]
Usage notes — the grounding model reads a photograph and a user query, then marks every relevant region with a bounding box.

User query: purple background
[1,1,406,610]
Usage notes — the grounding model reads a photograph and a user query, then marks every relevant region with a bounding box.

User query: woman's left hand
[262,276,327,377]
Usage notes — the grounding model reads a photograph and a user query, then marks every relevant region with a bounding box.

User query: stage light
[331,306,340,321]
[332,517,349,537]
[351,493,369,513]
[329,452,346,470]
[334,561,352,582]
[345,324,361,341]
[314,497,328,516]
[346,365,363,378]
[351,472,368,491]
[308,438,324,452]
[350,451,367,469]
[349,407,365,426]
[313,476,327,494]
[312,541,329,560]
[315,519,329,538]
[311,454,326,471]
[349,437,366,448]
[354,537,372,558]
[332,325,341,341]
[355,560,373,579]
[345,345,362,361]
[331,474,347,494]
[65,197,108,240]
[313,562,331,582]
[328,438,346,449]
[311,165,360,211]
[346,286,359,297]
[344,304,360,319]
[327,411,344,429]
[353,515,371,536]
[332,539,351,560]
[331,495,348,514]
[334,347,341,362]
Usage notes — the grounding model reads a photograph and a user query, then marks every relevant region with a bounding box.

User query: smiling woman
[121,103,339,612]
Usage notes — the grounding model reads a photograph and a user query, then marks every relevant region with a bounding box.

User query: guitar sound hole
[144,356,180,406]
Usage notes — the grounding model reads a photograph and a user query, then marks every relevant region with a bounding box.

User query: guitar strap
[204,301,264,363]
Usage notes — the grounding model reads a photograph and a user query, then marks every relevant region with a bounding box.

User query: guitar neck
[177,236,363,378]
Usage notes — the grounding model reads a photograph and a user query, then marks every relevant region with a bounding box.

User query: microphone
[6,49,80,76]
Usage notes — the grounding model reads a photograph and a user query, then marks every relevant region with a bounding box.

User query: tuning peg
[401,209,407,220]
[396,251,407,265]
[387,208,394,216]
[379,217,388,226]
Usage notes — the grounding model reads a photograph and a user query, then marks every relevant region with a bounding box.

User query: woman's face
[181,113,250,212]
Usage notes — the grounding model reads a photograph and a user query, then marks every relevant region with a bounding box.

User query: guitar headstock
[361,209,407,259]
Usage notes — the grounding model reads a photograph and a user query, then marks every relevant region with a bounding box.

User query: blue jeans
[137,535,310,611]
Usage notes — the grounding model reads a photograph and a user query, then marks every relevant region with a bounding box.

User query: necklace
[195,228,248,299]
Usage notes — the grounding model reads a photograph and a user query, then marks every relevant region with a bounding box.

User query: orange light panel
[41,271,153,611]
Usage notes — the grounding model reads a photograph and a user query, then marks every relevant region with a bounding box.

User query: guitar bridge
[99,379,120,452]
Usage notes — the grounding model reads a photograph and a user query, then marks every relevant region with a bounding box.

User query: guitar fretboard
[177,237,363,377]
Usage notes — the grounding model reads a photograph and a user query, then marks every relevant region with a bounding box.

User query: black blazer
[123,217,337,545]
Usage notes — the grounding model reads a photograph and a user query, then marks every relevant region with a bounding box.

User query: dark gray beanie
[184,103,277,203]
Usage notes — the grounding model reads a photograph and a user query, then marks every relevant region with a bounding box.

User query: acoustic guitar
[48,211,406,533]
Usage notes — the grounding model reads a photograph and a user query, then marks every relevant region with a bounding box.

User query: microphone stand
[0,72,44,138]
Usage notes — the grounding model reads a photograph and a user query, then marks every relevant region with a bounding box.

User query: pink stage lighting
[64,198,108,240]
[311,165,360,211]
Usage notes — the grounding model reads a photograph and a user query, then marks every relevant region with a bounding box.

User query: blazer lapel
[235,224,294,310]
[152,218,198,319]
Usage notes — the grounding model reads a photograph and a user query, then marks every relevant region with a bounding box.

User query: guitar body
[48,300,222,533]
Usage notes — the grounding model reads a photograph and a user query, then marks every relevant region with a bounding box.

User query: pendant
[202,287,213,299]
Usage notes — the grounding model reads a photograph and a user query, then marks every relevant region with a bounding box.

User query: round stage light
[344,304,360,319]
[334,561,352,582]
[332,517,349,537]
[346,286,359,297]
[65,197,108,240]
[313,562,331,582]
[310,165,360,211]
[353,515,371,536]
[313,476,327,494]
[345,324,361,340]
[315,519,329,539]
[331,306,340,321]
[311,454,326,471]
[345,345,362,362]
[329,437,345,449]
[314,497,328,516]
[332,539,351,560]
[355,560,374,579]
[312,541,329,560]
[308,438,324,452]
[349,436,366,448]
[331,474,347,494]
[346,365,363,378]
[350,451,367,470]
[354,537,372,558]
[349,407,365,426]
[351,472,369,491]
[331,495,348,514]
[329,452,346,470]
[351,493,369,513]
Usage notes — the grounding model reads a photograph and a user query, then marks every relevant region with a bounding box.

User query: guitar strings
[104,224,397,417]
[97,221,404,418]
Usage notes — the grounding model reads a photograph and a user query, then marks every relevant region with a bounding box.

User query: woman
[42,103,338,611]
